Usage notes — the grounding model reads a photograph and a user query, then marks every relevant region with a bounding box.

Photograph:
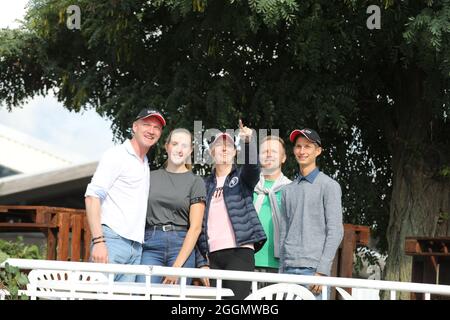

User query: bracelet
[92,240,106,245]
[91,235,105,242]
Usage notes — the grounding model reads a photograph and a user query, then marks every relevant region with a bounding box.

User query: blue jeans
[137,228,195,284]
[284,267,328,300]
[93,224,142,282]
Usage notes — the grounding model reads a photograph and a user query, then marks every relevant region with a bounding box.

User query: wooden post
[70,214,82,262]
[340,226,357,279]
[332,224,371,299]
[56,212,70,261]
[83,217,91,262]
[46,229,57,260]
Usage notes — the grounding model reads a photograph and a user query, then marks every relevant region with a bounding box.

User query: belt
[147,224,187,232]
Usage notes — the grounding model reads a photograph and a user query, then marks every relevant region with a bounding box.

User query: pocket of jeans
[286,267,316,275]
[102,224,121,240]
[144,228,155,242]
[173,230,187,241]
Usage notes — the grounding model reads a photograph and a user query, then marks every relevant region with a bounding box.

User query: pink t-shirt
[207,176,254,253]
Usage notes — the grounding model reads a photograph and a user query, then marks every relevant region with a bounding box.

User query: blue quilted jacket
[197,142,267,259]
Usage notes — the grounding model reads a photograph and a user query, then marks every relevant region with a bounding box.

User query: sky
[0,1,116,163]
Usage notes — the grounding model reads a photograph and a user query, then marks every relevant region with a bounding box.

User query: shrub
[0,236,44,261]
[353,246,387,280]
[0,237,44,300]
[0,263,29,300]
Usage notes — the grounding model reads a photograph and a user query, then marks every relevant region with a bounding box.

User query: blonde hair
[260,135,286,153]
[163,128,193,171]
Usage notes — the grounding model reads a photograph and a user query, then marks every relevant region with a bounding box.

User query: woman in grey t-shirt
[137,128,206,284]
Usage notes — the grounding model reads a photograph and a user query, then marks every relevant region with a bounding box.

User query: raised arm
[238,119,260,189]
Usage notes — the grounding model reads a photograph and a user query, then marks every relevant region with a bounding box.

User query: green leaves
[0,251,8,264]
[247,0,299,26]
[0,263,29,300]
[0,237,44,261]
[403,3,450,52]
[439,165,450,177]
[0,238,44,300]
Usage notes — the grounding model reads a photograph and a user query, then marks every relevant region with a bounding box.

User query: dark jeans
[209,247,255,300]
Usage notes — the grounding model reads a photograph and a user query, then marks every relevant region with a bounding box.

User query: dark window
[0,165,19,178]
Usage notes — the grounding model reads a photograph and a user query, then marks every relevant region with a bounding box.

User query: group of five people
[84,108,344,299]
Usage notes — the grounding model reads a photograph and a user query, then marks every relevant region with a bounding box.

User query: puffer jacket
[198,142,267,258]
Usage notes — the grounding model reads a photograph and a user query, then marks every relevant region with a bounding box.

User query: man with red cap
[279,128,343,299]
[85,108,166,282]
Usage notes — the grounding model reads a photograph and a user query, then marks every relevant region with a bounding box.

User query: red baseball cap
[289,128,321,146]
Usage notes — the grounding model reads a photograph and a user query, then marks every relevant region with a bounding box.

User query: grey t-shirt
[146,168,206,227]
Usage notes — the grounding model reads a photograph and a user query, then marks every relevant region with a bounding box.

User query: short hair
[260,135,286,152]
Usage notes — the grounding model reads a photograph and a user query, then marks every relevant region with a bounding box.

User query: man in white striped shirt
[85,108,165,281]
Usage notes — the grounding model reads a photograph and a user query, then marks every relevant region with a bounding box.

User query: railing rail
[3,258,450,300]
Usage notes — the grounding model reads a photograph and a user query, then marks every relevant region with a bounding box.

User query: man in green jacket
[253,136,291,281]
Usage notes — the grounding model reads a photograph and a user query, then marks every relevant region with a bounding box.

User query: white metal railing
[2,258,450,300]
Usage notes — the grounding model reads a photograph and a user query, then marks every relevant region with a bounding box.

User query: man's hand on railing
[199,266,210,287]
[90,242,108,263]
[162,275,179,285]
[309,272,325,295]
[190,266,210,287]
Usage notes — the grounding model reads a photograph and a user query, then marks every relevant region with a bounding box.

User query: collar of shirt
[124,139,148,163]
[297,167,320,184]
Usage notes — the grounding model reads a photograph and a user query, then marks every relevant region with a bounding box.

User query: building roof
[0,161,98,207]
[0,123,86,174]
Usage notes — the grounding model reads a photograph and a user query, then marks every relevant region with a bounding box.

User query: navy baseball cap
[135,108,166,127]
[289,128,321,146]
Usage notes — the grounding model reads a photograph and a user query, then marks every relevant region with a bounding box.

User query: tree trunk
[385,155,450,298]
[383,67,450,299]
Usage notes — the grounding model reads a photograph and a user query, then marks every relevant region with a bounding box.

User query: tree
[1,0,449,298]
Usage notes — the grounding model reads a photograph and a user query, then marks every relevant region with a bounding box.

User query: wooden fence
[0,205,91,261]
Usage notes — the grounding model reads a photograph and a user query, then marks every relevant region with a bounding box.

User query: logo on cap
[135,108,166,126]
[289,128,321,146]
